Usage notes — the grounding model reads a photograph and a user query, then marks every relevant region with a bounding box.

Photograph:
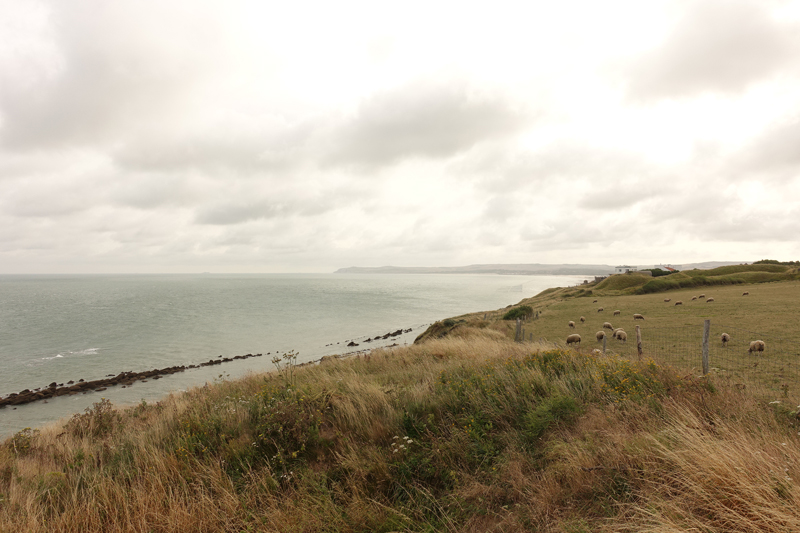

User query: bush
[502,305,533,320]
[66,398,120,438]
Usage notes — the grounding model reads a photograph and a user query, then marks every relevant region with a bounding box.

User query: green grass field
[432,268,800,403]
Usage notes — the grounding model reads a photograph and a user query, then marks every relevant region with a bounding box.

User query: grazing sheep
[633,314,645,320]
[664,298,671,302]
[597,307,604,312]
[614,330,627,343]
[613,310,621,316]
[568,321,575,329]
[566,334,582,346]
[721,333,730,347]
[691,296,697,301]
[742,291,749,296]
[675,301,683,306]
[706,297,715,303]
[596,331,606,341]
[580,316,585,323]
[699,294,705,299]
[748,340,765,355]
[593,300,598,303]
[603,322,613,330]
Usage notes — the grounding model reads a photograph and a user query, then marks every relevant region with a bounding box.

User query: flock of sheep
[563,290,766,355]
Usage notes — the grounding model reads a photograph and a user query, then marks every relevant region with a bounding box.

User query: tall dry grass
[2,327,800,532]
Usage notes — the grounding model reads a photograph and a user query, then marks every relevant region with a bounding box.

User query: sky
[1,0,799,273]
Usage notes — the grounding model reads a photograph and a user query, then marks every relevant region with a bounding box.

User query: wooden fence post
[635,325,643,361]
[515,318,521,343]
[702,319,710,375]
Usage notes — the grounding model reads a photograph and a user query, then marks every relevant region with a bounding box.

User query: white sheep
[674,301,683,306]
[603,322,613,330]
[691,296,697,301]
[699,294,706,299]
[633,314,645,320]
[614,330,627,343]
[664,298,671,302]
[593,299,598,303]
[580,316,585,323]
[596,331,606,341]
[597,307,604,312]
[613,310,621,316]
[566,333,582,346]
[748,340,765,355]
[742,291,750,296]
[568,321,575,329]
[706,297,715,302]
[721,333,730,347]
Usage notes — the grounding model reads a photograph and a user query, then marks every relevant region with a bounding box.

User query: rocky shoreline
[1,326,420,410]
[0,352,265,409]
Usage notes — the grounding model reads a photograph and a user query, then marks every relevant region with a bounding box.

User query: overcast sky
[1,0,799,273]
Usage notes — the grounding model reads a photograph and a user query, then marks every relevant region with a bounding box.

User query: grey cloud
[0,2,225,149]
[736,118,800,173]
[113,121,313,174]
[325,81,531,168]
[196,201,282,226]
[622,0,800,101]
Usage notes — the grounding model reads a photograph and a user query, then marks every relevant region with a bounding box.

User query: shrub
[65,398,120,438]
[502,305,533,320]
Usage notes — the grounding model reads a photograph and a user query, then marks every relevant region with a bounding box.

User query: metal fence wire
[632,322,800,403]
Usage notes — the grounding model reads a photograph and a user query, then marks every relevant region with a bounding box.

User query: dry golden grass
[3,324,800,532]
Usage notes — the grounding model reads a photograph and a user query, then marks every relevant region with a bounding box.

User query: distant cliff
[334,263,615,276]
[334,261,747,276]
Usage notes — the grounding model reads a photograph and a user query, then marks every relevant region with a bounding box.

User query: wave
[40,348,99,361]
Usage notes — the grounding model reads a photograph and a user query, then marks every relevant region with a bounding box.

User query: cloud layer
[1,0,799,273]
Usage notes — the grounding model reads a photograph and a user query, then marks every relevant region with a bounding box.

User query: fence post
[515,318,521,343]
[602,334,607,354]
[702,319,710,375]
[635,325,643,361]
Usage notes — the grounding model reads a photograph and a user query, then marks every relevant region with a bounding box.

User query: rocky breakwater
[0,352,265,409]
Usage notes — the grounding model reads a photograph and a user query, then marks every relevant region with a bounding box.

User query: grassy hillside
[4,273,800,532]
[3,330,800,532]
[589,264,800,296]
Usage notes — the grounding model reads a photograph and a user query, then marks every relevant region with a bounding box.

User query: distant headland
[334,261,744,276]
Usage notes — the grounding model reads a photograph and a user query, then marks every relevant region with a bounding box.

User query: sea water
[0,273,588,437]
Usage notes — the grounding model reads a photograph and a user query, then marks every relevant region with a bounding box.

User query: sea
[0,273,588,437]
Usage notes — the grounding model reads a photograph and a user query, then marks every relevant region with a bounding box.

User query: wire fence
[594,321,800,403]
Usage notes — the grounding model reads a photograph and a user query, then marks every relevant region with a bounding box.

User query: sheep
[593,299,598,303]
[742,291,749,296]
[748,340,765,355]
[706,297,715,302]
[613,310,621,316]
[580,316,585,323]
[664,298,671,302]
[721,333,730,347]
[699,294,705,299]
[596,331,606,341]
[674,301,683,306]
[691,296,697,301]
[597,307,604,312]
[566,333,582,347]
[568,321,575,329]
[614,330,627,343]
[633,313,645,320]
[603,322,613,330]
